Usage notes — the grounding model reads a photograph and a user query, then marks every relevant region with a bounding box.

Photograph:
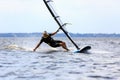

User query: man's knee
[59,42,64,45]
[61,42,66,45]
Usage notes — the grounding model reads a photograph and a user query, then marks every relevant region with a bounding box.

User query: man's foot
[65,48,69,51]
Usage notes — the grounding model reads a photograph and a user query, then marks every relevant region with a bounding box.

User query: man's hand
[33,48,36,51]
[57,28,60,32]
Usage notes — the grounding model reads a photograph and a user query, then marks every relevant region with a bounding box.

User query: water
[0,37,120,80]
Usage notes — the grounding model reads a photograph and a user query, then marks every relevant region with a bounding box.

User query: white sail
[43,0,80,50]
[45,0,68,32]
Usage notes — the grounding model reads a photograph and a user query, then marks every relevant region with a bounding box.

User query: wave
[3,44,32,51]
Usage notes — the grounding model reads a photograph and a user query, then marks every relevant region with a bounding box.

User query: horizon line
[0,32,120,34]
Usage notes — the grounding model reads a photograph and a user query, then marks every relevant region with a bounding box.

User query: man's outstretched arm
[51,28,60,36]
[33,39,43,51]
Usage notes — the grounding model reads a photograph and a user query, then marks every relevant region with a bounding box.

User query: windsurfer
[33,29,69,51]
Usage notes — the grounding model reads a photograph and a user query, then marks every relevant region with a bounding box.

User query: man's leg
[60,42,69,51]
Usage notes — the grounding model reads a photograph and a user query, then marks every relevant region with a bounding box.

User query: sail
[43,0,67,31]
[43,0,80,50]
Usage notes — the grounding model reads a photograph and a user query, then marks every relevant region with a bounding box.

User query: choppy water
[0,37,120,80]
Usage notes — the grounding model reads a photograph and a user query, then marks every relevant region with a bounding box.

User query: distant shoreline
[0,33,120,37]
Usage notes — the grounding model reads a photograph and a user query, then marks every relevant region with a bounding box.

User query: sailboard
[43,0,91,53]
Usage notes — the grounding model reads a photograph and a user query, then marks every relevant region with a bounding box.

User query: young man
[33,29,69,51]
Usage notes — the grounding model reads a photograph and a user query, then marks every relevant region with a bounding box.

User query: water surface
[0,37,120,80]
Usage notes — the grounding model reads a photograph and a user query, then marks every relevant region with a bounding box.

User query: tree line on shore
[0,33,120,37]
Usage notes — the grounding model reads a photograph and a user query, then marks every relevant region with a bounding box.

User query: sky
[0,0,120,33]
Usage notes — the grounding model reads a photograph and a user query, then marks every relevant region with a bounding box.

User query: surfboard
[74,46,91,53]
[43,0,91,53]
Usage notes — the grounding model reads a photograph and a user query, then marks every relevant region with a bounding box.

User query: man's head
[43,31,49,38]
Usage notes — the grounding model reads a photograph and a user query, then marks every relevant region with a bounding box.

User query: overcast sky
[0,0,120,33]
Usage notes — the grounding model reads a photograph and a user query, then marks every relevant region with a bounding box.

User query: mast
[43,0,80,50]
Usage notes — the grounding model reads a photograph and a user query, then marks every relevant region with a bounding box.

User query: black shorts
[49,40,62,47]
